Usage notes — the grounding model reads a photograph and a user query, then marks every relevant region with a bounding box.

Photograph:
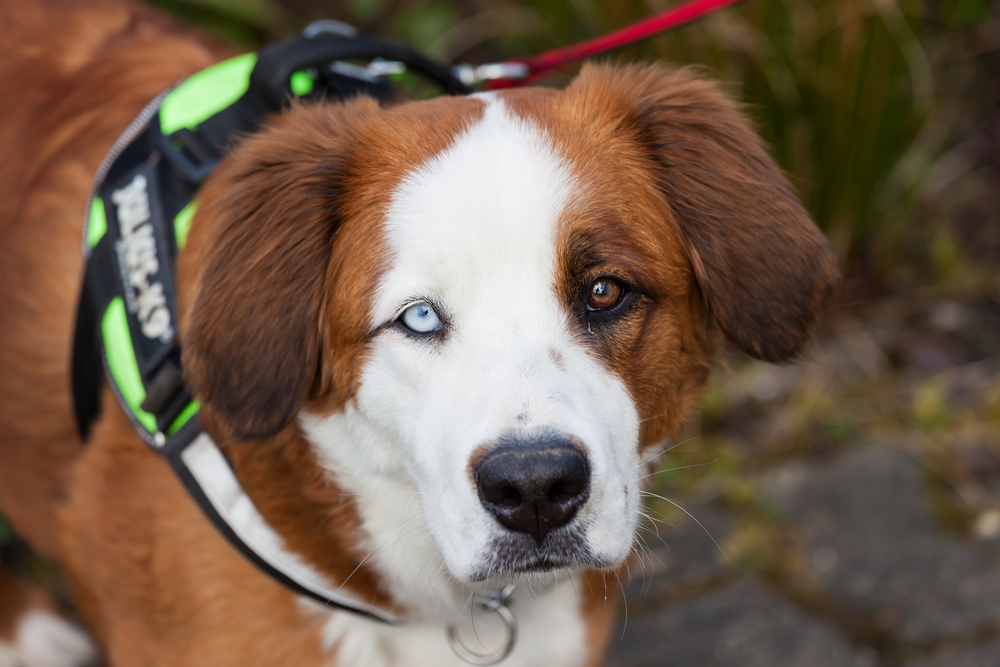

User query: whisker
[471,588,486,651]
[616,571,628,639]
[640,507,676,529]
[636,515,673,553]
[634,531,666,572]
[396,532,434,577]
[638,458,718,482]
[641,492,728,561]
[632,543,650,593]
[459,584,477,617]
[336,514,422,591]
[635,435,703,469]
[628,539,654,598]
[387,499,423,560]
[434,562,454,615]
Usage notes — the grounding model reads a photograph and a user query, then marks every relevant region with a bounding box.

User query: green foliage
[939,0,995,26]
[822,415,855,444]
[147,0,292,44]
[389,1,461,59]
[607,0,945,267]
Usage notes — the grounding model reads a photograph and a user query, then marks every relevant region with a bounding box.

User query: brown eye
[588,278,624,310]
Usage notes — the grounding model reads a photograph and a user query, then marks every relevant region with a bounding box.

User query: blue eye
[400,302,442,333]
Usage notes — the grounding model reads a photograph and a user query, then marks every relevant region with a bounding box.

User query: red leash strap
[484,0,746,89]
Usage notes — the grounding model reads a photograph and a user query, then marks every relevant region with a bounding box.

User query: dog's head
[179,64,838,594]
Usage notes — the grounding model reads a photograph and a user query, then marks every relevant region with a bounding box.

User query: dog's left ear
[181,101,376,441]
[574,64,840,362]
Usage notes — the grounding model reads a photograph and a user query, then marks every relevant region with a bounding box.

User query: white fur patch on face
[0,610,98,667]
[303,95,641,601]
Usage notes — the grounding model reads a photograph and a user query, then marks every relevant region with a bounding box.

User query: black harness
[71,28,469,625]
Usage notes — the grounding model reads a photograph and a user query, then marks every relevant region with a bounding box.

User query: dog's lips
[468,551,613,582]
[504,553,600,576]
[465,525,614,582]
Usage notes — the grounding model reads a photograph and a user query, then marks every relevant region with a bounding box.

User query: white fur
[306,578,591,667]
[299,96,642,665]
[0,610,97,667]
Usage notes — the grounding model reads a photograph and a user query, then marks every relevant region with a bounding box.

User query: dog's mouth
[468,526,613,582]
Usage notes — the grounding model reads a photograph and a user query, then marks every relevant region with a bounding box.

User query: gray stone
[908,639,1000,667]
[761,445,1000,644]
[604,581,869,667]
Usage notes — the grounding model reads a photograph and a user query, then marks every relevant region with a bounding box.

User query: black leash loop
[249,33,472,111]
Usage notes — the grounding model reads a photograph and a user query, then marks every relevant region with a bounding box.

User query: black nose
[474,435,590,545]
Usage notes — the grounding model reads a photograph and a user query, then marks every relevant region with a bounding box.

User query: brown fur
[592,65,840,364]
[0,571,31,641]
[578,571,619,667]
[0,0,227,560]
[0,1,838,664]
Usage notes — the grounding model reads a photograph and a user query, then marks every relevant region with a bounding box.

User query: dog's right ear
[180,100,378,442]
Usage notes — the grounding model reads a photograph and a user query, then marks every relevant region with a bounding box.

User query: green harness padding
[79,50,265,443]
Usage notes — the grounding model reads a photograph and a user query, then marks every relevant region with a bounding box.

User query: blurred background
[6,0,1000,664]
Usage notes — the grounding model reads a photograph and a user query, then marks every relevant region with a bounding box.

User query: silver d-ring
[447,591,517,665]
[302,19,358,38]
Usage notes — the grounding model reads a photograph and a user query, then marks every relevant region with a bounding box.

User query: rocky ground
[604,291,1000,667]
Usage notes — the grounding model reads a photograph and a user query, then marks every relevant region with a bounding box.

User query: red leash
[478,0,746,89]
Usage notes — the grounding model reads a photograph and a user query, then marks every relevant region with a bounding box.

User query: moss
[913,379,952,430]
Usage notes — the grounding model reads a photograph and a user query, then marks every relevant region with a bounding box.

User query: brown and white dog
[0,0,839,665]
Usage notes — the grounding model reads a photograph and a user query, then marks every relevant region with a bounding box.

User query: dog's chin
[466,526,615,583]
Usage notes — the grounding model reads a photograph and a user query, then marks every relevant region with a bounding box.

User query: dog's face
[180,65,838,592]
[333,95,657,581]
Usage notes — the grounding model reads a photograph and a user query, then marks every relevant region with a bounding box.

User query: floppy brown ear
[578,64,840,362]
[181,101,375,441]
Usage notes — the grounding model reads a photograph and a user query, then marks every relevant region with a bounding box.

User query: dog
[0,0,840,665]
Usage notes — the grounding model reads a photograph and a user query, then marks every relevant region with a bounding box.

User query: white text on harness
[111,174,173,342]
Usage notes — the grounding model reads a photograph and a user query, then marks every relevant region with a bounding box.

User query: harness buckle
[158,127,219,184]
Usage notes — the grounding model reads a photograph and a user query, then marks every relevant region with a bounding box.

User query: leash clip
[447,584,517,665]
[451,62,529,87]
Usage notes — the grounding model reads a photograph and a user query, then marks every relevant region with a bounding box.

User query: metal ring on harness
[447,585,518,666]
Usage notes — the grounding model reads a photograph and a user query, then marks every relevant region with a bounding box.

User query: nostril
[498,486,521,510]
[548,481,574,505]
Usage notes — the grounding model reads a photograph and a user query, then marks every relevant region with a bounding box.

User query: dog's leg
[0,569,97,667]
